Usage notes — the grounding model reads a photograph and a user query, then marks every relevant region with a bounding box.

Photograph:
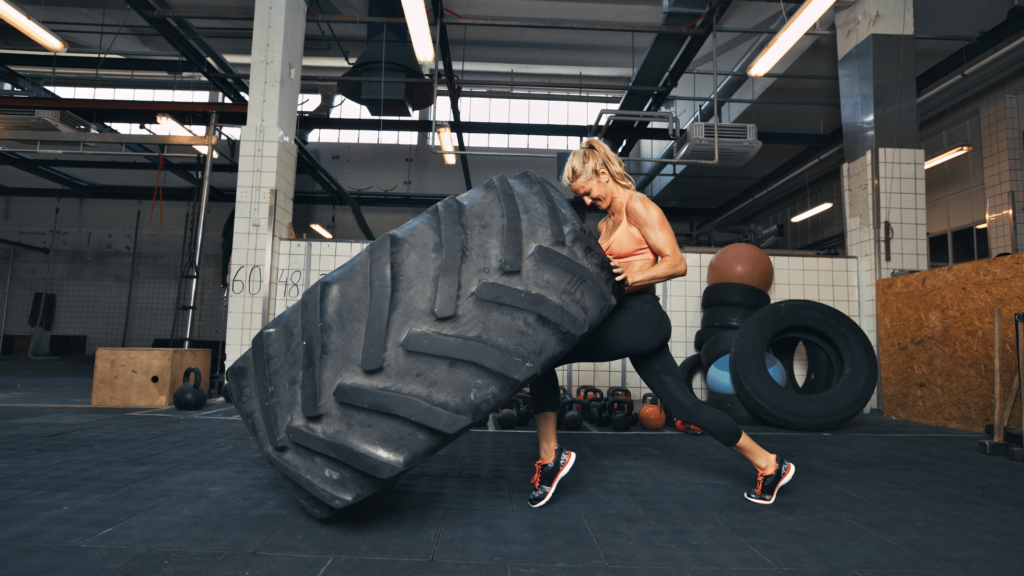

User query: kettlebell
[514,392,533,426]
[563,399,584,431]
[609,398,632,432]
[638,393,666,430]
[221,382,233,404]
[496,398,520,430]
[173,366,206,411]
[579,388,603,420]
[557,393,574,426]
[607,387,632,401]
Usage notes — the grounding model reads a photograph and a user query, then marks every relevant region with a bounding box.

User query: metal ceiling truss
[124,0,375,240]
[610,0,735,156]
[0,64,222,200]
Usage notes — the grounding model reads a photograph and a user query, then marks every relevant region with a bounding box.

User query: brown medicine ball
[706,243,774,292]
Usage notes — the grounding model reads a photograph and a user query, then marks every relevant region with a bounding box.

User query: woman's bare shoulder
[626,192,664,223]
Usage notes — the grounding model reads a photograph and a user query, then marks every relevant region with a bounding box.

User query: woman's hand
[608,256,630,286]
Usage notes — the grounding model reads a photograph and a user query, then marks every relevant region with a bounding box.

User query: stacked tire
[692,283,771,425]
[683,288,878,432]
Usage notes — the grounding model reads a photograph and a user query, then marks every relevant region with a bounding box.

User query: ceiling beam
[917,6,1024,94]
[124,0,374,240]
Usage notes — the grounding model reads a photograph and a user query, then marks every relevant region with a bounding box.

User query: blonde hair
[561,138,636,191]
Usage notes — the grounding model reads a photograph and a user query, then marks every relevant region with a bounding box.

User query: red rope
[147,153,164,236]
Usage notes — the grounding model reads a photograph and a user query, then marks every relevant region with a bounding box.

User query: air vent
[674,122,762,166]
[0,109,92,132]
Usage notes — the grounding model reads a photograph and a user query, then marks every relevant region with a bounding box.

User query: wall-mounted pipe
[917,35,1024,103]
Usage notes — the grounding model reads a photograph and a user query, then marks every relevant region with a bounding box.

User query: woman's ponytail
[560,138,636,191]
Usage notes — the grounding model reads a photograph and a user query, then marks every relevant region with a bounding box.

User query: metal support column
[183,113,217,348]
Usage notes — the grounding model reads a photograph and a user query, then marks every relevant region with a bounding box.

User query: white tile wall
[225,125,298,367]
[843,147,927,410]
[980,96,1023,255]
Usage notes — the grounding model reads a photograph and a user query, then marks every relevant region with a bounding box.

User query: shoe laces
[753,471,767,495]
[531,459,549,489]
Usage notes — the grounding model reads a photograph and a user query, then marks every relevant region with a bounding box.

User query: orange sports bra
[598,195,656,263]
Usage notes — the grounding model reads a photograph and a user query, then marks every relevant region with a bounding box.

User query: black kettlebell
[221,382,233,404]
[514,393,533,426]
[557,393,573,426]
[562,399,584,431]
[609,398,632,431]
[173,367,206,411]
[496,398,520,430]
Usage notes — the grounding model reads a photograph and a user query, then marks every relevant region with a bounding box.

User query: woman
[527,139,794,508]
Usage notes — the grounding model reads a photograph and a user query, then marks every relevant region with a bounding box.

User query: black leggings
[529,291,743,447]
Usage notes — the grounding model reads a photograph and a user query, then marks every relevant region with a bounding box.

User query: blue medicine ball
[706,352,787,395]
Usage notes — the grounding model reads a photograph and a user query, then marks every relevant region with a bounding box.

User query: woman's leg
[529,370,561,462]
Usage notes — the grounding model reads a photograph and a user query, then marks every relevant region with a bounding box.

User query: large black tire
[227,170,622,517]
[701,283,770,311]
[700,305,755,329]
[770,336,836,395]
[730,300,877,431]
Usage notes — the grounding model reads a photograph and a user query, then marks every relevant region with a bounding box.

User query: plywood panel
[92,348,211,408]
[878,253,1024,432]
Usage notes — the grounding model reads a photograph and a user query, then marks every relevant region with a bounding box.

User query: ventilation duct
[337,30,434,117]
[0,108,91,132]
[674,122,762,166]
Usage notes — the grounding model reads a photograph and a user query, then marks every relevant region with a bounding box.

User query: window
[928,224,988,268]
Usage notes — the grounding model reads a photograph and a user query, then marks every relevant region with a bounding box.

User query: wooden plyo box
[91,348,211,408]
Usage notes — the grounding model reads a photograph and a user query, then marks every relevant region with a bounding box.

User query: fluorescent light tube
[436,122,456,165]
[976,222,987,229]
[924,143,972,170]
[747,0,836,78]
[791,202,833,223]
[156,114,219,157]
[310,223,333,239]
[0,0,67,53]
[401,0,434,63]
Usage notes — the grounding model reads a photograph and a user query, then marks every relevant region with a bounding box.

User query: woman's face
[569,168,616,211]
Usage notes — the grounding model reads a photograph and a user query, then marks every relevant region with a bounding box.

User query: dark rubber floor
[1,364,1022,575]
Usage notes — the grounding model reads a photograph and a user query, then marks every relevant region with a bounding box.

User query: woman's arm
[610,193,687,287]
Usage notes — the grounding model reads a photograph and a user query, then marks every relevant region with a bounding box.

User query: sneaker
[528,445,575,508]
[744,455,794,505]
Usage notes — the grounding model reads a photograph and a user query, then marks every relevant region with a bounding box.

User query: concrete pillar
[836,0,925,411]
[225,0,306,367]
[980,96,1024,255]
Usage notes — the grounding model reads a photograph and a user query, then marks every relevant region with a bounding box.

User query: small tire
[678,353,704,396]
[730,300,877,431]
[694,327,734,351]
[699,331,736,370]
[700,306,755,329]
[701,283,770,311]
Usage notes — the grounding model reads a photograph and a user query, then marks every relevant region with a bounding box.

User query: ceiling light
[791,202,833,223]
[310,223,333,239]
[156,114,219,157]
[976,223,987,229]
[924,143,972,170]
[0,0,67,53]
[436,122,456,165]
[747,0,836,78]
[401,0,434,63]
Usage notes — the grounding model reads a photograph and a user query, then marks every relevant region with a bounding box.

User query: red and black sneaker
[528,445,575,508]
[744,454,794,505]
